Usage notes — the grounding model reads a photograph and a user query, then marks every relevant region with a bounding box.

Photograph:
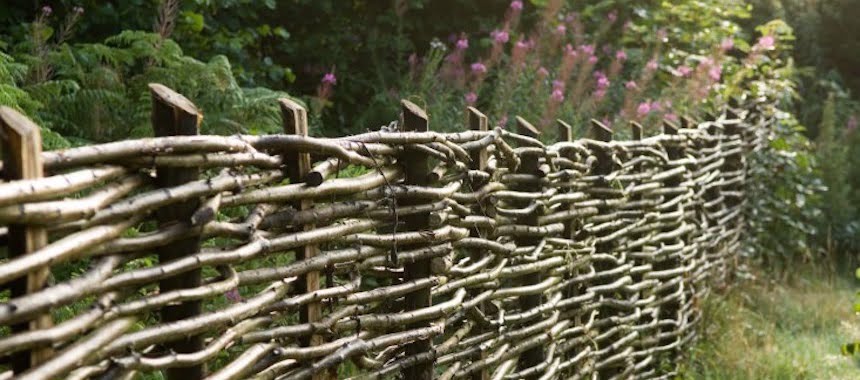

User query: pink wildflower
[615,50,627,62]
[708,65,722,81]
[41,5,52,16]
[322,72,337,85]
[720,38,734,52]
[537,67,549,77]
[552,80,565,90]
[665,113,679,122]
[510,0,523,11]
[515,39,531,50]
[556,24,567,35]
[646,59,659,72]
[456,38,469,50]
[637,102,651,116]
[551,89,565,102]
[594,71,610,89]
[675,65,692,77]
[580,44,596,56]
[465,92,478,105]
[756,35,776,50]
[564,44,577,58]
[625,81,637,90]
[492,30,510,44]
[471,62,487,74]
[650,101,662,112]
[588,55,598,64]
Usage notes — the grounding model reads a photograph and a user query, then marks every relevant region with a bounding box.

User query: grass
[680,265,860,379]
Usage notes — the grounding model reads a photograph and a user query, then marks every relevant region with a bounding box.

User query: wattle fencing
[0,84,767,380]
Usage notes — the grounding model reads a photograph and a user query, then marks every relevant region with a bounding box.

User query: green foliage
[0,52,71,150]
[2,27,298,144]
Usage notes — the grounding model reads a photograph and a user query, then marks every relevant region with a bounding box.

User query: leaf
[183,11,205,33]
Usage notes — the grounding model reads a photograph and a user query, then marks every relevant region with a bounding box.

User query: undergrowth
[680,265,860,379]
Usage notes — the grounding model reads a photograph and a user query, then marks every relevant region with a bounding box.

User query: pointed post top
[556,119,573,142]
[148,83,198,117]
[515,116,540,138]
[663,119,680,135]
[629,121,643,140]
[401,99,428,132]
[589,119,612,142]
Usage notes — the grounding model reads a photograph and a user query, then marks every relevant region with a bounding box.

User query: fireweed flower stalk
[440,34,469,87]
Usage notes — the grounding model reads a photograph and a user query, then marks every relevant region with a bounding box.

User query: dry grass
[680,266,860,379]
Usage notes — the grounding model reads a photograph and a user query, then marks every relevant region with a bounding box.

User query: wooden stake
[0,107,53,373]
[149,84,204,380]
[279,98,327,379]
[468,107,490,380]
[514,116,545,373]
[401,100,433,380]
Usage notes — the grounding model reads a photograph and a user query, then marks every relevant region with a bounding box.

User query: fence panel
[0,83,767,379]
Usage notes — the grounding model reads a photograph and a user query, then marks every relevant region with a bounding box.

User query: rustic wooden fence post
[149,84,205,379]
[514,116,545,373]
[657,119,685,361]
[589,119,621,377]
[467,106,490,380]
[556,119,574,242]
[279,98,327,378]
[0,107,53,374]
[400,100,434,380]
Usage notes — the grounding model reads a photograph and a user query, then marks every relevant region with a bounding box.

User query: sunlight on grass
[680,269,860,379]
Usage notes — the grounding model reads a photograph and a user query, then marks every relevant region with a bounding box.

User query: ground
[680,265,860,379]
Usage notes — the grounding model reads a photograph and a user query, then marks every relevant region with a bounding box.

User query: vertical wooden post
[658,119,684,361]
[589,119,620,378]
[590,119,613,174]
[280,98,326,377]
[149,84,204,380]
[468,107,489,174]
[401,100,433,380]
[0,107,53,373]
[467,107,490,380]
[557,119,575,241]
[514,116,545,373]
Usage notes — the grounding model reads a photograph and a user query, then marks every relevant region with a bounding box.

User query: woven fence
[0,83,767,380]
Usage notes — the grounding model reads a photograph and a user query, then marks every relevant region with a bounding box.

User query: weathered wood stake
[0,107,53,374]
[514,116,545,375]
[149,83,204,380]
[280,98,327,379]
[468,107,490,380]
[401,100,434,380]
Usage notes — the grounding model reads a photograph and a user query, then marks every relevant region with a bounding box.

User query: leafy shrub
[2,21,298,143]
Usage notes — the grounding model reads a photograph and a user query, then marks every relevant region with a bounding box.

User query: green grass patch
[680,266,860,379]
